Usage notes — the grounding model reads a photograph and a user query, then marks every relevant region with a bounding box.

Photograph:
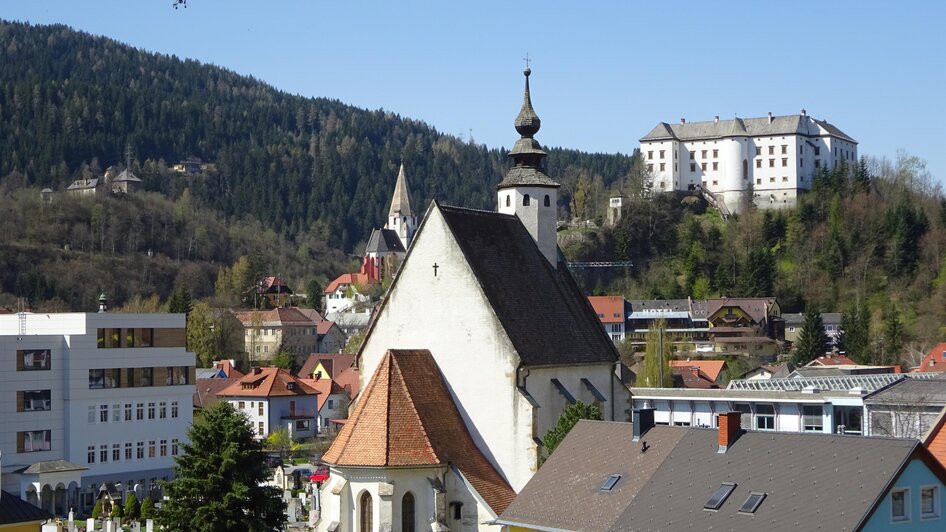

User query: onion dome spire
[498,67,559,189]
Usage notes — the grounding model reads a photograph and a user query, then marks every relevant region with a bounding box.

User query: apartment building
[0,311,195,517]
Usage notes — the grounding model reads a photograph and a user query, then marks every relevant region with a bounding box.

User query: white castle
[639,111,857,214]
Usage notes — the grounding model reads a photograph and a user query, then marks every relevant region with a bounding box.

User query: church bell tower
[496,67,561,267]
[386,163,417,250]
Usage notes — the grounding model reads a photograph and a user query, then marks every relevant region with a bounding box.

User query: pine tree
[139,496,155,520]
[794,309,828,365]
[167,286,193,315]
[542,401,603,458]
[882,306,904,365]
[123,493,140,521]
[639,319,673,387]
[838,302,871,363]
[305,279,323,310]
[110,500,124,519]
[158,402,285,532]
[91,500,103,519]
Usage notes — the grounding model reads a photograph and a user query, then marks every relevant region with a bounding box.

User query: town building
[624,298,709,350]
[352,67,628,497]
[640,111,858,214]
[783,312,842,346]
[498,412,946,531]
[0,311,195,517]
[865,377,946,440]
[669,359,726,388]
[915,342,946,373]
[587,296,628,343]
[257,276,293,308]
[234,307,340,362]
[108,168,142,194]
[323,273,372,315]
[216,367,320,441]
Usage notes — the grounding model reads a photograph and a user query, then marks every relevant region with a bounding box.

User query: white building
[0,311,195,517]
[217,367,320,441]
[640,111,857,213]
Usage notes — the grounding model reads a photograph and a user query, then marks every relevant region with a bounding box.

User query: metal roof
[727,373,940,392]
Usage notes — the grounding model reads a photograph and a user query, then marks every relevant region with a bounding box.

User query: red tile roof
[298,354,356,380]
[322,349,515,514]
[300,377,346,411]
[669,359,726,383]
[324,273,371,294]
[807,354,857,366]
[213,359,245,378]
[587,296,626,324]
[915,343,946,373]
[671,366,720,389]
[194,377,241,409]
[334,366,361,398]
[216,367,320,398]
[233,307,318,327]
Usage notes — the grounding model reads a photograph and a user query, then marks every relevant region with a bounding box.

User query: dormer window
[523,194,531,206]
[544,194,550,207]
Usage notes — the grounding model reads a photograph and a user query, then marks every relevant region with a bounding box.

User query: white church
[316,67,629,531]
[639,111,858,214]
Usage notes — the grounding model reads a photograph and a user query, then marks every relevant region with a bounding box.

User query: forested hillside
[565,155,946,365]
[0,20,632,251]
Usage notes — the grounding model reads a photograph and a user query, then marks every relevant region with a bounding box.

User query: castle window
[756,160,761,168]
[659,163,666,171]
[523,194,531,206]
[712,162,718,171]
[781,145,787,154]
[756,178,762,185]
[659,150,665,159]
[815,147,821,156]
[769,159,775,168]
[768,146,775,155]
[647,151,653,160]
[701,150,707,158]
[755,147,762,156]
[701,163,707,171]
[544,195,550,207]
[712,149,718,158]
[506,195,510,207]
[647,164,654,172]
[689,151,695,160]
[782,158,788,167]
[690,163,696,172]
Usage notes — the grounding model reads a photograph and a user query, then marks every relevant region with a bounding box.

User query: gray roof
[66,177,98,190]
[438,204,617,367]
[728,373,941,393]
[865,376,946,405]
[630,386,841,402]
[497,166,559,189]
[640,114,856,143]
[783,312,842,326]
[325,312,372,328]
[364,228,406,254]
[612,429,921,531]
[387,163,413,217]
[16,460,88,474]
[113,168,142,183]
[498,422,686,531]
[0,490,53,525]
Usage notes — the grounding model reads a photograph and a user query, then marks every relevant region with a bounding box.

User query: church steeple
[386,163,417,250]
[497,67,560,267]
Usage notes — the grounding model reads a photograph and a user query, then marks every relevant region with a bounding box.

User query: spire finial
[515,62,540,138]
[523,53,531,74]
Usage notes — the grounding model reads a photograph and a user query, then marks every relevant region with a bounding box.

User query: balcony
[281,409,317,420]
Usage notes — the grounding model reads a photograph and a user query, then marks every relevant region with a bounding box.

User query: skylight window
[703,483,737,511]
[600,474,621,492]
[738,492,766,514]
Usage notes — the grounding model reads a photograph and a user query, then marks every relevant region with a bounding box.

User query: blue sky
[5,1,945,182]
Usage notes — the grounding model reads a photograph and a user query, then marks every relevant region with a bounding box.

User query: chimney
[800,108,807,117]
[252,366,262,375]
[680,118,686,124]
[767,111,773,124]
[632,408,655,441]
[717,411,742,453]
[714,115,719,123]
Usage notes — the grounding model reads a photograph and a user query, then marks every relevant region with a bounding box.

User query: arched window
[360,491,373,532]
[506,194,510,207]
[402,492,415,532]
[544,194,551,207]
[523,194,531,206]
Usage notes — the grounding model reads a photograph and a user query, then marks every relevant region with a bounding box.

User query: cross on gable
[523,53,531,69]
[432,263,439,277]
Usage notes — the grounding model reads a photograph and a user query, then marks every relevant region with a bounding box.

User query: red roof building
[669,359,726,383]
[915,342,946,373]
[587,296,628,343]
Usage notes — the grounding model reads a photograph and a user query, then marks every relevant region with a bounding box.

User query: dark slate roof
[364,228,406,254]
[497,166,559,189]
[0,490,53,525]
[612,429,924,532]
[16,460,87,474]
[438,204,617,367]
[640,114,856,143]
[498,422,686,531]
[865,376,946,405]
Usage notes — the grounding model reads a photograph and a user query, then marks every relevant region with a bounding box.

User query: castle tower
[496,67,561,266]
[385,163,417,250]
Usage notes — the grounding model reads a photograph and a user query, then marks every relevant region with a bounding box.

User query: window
[523,194,531,206]
[712,162,718,171]
[769,159,775,167]
[891,488,910,522]
[544,194,550,207]
[136,403,144,420]
[148,402,155,420]
[815,159,821,169]
[600,474,621,492]
[659,163,666,171]
[124,328,135,347]
[803,405,823,432]
[739,492,766,514]
[756,178,762,185]
[17,349,50,370]
[782,176,788,182]
[647,164,654,172]
[659,150,665,159]
[769,177,776,183]
[88,445,95,463]
[160,440,168,457]
[782,158,788,167]
[701,163,707,171]
[125,443,132,460]
[756,159,761,168]
[689,151,695,160]
[328,399,335,409]
[921,486,939,519]
[258,422,264,435]
[148,441,156,458]
[258,403,264,416]
[160,402,167,419]
[768,146,774,155]
[137,442,144,459]
[755,147,762,156]
[360,492,373,532]
[781,145,787,154]
[690,163,696,172]
[674,163,678,172]
[100,405,109,423]
[113,444,120,461]
[296,419,310,431]
[100,445,108,463]
[647,150,653,160]
[172,439,179,456]
[88,405,96,423]
[20,390,51,412]
[704,483,737,511]
[505,195,510,207]
[402,492,415,532]
[112,403,121,422]
[171,401,179,418]
[815,147,821,156]
[89,369,105,389]
[125,403,132,421]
